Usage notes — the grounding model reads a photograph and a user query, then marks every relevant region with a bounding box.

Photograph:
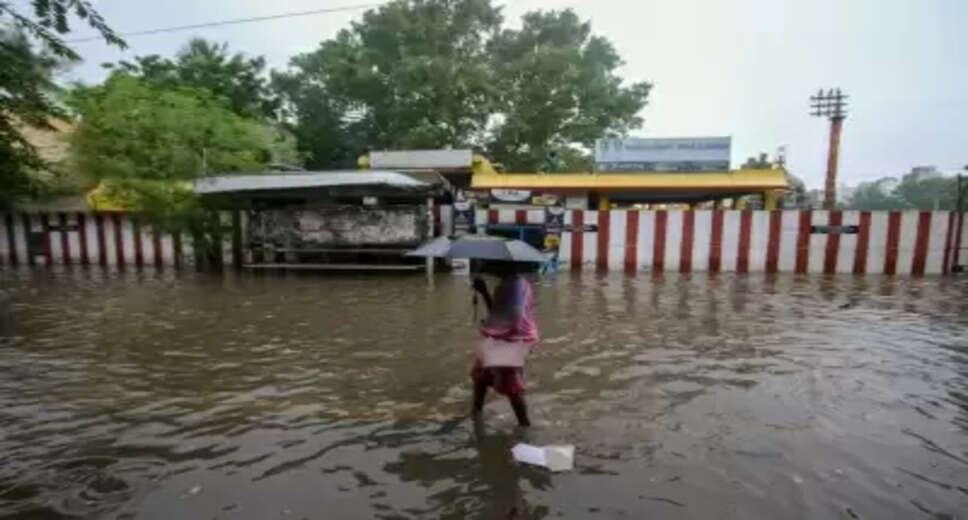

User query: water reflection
[0,269,966,518]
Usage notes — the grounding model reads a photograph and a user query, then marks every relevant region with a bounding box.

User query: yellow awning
[472,168,789,193]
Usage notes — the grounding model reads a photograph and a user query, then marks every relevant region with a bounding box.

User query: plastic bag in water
[511,443,574,472]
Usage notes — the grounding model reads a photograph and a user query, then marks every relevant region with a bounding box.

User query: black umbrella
[406,235,548,263]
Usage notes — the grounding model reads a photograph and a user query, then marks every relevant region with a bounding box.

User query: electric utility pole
[810,88,848,210]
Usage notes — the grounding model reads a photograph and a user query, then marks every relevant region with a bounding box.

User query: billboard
[369,149,472,169]
[594,137,731,172]
[452,201,475,234]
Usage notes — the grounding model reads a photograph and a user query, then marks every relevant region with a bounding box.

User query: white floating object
[511,443,574,472]
[544,445,575,472]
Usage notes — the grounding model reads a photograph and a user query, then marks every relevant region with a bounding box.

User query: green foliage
[0,0,125,60]
[741,153,772,169]
[487,9,651,171]
[276,0,650,171]
[0,28,57,207]
[274,0,502,168]
[847,173,962,210]
[894,173,958,210]
[68,74,296,258]
[847,179,904,210]
[0,1,122,208]
[68,75,288,182]
[784,172,808,208]
[89,177,227,264]
[271,70,357,169]
[109,38,277,119]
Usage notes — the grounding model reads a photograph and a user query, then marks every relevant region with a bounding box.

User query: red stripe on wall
[794,211,812,274]
[153,227,163,268]
[823,211,842,274]
[132,217,144,268]
[22,214,34,267]
[112,213,125,269]
[883,211,902,275]
[488,209,499,225]
[765,210,783,273]
[231,211,243,269]
[5,214,17,265]
[737,211,752,273]
[954,212,965,270]
[597,210,609,271]
[943,211,955,274]
[624,210,639,274]
[679,210,694,273]
[653,210,667,272]
[853,211,871,274]
[77,213,89,266]
[173,231,183,270]
[515,210,527,225]
[39,213,53,266]
[94,213,108,267]
[95,214,107,266]
[708,210,724,273]
[570,210,583,272]
[911,211,932,276]
[58,213,71,265]
[431,203,440,235]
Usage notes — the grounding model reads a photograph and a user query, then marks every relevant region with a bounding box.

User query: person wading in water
[470,262,539,427]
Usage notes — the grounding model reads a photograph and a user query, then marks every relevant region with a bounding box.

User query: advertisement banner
[490,189,532,203]
[594,137,731,172]
[531,193,561,206]
[452,201,476,234]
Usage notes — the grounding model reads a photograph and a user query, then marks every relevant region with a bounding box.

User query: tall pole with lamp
[810,89,848,210]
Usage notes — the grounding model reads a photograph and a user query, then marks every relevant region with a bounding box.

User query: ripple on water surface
[0,270,967,518]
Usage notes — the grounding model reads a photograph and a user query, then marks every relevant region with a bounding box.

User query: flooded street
[1,270,967,519]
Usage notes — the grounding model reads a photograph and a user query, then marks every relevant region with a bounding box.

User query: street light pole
[810,89,848,210]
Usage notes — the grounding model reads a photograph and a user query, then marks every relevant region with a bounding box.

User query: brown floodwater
[0,269,967,519]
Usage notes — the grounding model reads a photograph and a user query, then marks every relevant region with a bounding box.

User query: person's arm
[472,277,493,312]
[503,276,528,320]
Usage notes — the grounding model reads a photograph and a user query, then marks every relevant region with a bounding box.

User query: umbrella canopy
[406,235,548,262]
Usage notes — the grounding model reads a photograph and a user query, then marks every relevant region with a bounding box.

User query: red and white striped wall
[4,209,966,275]
[477,209,967,275]
[0,212,245,270]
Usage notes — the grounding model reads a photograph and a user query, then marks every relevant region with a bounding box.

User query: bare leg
[472,379,488,415]
[508,394,530,427]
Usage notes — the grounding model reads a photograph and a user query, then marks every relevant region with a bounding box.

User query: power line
[65,3,382,43]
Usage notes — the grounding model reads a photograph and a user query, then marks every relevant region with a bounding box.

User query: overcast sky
[54,0,968,188]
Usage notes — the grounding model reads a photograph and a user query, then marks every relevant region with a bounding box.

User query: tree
[486,9,651,171]
[894,172,957,210]
[846,173,959,210]
[274,1,649,171]
[275,0,502,167]
[271,71,359,170]
[0,1,124,60]
[784,172,808,208]
[741,152,772,169]
[68,75,293,183]
[0,1,123,208]
[111,38,278,119]
[847,178,903,210]
[69,75,297,254]
[0,28,61,207]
